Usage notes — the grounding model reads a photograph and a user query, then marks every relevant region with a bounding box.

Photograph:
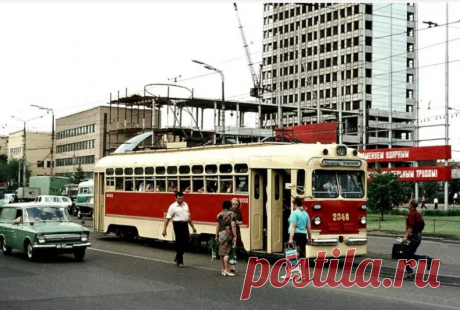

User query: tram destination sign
[360,145,451,163]
[368,166,452,182]
[322,159,362,167]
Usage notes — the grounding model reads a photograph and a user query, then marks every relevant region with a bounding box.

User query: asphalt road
[1,218,459,310]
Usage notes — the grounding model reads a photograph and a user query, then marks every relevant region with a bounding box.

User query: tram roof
[95,143,366,171]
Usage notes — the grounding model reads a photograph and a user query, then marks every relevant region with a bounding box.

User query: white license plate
[56,244,73,249]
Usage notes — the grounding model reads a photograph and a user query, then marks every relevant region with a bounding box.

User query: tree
[71,164,86,184]
[367,166,411,220]
[0,159,31,186]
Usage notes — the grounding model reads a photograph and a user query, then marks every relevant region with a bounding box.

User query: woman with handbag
[215,200,238,277]
[288,197,313,262]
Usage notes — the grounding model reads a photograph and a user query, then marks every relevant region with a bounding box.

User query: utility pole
[31,105,54,175]
[12,115,43,187]
[444,3,449,210]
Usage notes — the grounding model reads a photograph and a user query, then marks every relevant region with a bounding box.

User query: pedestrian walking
[421,195,427,209]
[162,191,196,268]
[402,198,432,278]
[230,198,245,273]
[434,197,438,210]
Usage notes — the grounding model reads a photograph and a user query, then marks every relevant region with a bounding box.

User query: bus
[61,184,79,201]
[70,180,94,215]
[93,143,368,258]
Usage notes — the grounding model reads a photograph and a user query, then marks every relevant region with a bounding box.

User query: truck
[28,176,71,196]
[16,187,41,202]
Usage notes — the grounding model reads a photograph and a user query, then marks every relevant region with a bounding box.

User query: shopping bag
[208,237,219,261]
[284,242,298,268]
[229,244,238,265]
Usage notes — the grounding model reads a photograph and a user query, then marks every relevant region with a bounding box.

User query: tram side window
[206,177,218,193]
[168,178,178,192]
[106,178,115,187]
[156,178,166,192]
[193,177,204,193]
[220,178,233,193]
[115,177,124,191]
[145,177,154,192]
[296,170,305,195]
[125,178,133,191]
[236,176,249,194]
[179,178,190,193]
[135,178,144,191]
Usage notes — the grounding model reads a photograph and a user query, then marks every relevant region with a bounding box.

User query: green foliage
[0,154,7,164]
[0,159,31,186]
[421,209,460,217]
[367,165,411,220]
[419,181,442,202]
[71,164,86,184]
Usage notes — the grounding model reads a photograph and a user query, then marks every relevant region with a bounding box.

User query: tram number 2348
[332,213,349,221]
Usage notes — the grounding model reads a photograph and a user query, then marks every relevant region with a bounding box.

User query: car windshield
[23,206,71,222]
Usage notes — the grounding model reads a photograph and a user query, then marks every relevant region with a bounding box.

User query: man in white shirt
[162,191,196,268]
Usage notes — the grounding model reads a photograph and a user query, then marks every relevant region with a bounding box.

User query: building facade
[54,106,156,180]
[261,3,417,149]
[8,130,52,179]
[0,136,7,156]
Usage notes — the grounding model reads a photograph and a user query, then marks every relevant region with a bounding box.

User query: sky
[0,1,459,159]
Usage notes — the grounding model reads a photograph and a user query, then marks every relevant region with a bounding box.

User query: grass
[367,214,460,240]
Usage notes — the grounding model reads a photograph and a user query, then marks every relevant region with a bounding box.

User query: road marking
[88,247,219,272]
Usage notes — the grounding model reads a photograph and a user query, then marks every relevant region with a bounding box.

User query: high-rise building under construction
[261,3,418,149]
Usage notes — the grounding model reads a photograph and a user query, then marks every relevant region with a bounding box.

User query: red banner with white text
[368,166,452,182]
[360,145,451,163]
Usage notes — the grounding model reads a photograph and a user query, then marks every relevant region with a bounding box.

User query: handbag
[284,242,298,268]
[391,241,410,260]
[229,244,238,265]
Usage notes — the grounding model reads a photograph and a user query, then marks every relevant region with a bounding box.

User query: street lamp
[11,114,43,187]
[31,104,54,175]
[192,60,225,144]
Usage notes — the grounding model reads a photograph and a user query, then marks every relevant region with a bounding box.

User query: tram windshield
[312,170,365,198]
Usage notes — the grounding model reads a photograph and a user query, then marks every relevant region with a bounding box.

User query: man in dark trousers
[162,191,196,268]
[402,198,432,278]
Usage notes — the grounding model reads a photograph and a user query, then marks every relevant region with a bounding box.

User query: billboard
[276,122,337,144]
[360,145,451,163]
[368,166,452,182]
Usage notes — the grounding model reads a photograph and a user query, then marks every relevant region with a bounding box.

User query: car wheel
[2,238,12,255]
[77,210,82,219]
[72,205,77,216]
[74,248,86,261]
[26,242,37,261]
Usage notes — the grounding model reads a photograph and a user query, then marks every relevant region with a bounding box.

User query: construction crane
[233,3,263,98]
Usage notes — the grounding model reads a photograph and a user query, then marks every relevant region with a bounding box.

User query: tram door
[250,170,264,250]
[267,169,283,253]
[94,173,105,232]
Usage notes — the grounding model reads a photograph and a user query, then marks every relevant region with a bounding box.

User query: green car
[0,203,91,261]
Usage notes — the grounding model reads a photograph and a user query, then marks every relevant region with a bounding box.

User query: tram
[93,143,368,257]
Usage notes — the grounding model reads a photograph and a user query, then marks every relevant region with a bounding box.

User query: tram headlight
[360,204,367,210]
[360,216,367,225]
[313,216,321,226]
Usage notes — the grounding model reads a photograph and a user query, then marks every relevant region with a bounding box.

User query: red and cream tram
[93,143,367,257]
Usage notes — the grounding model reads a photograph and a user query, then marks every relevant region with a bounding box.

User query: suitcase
[391,242,410,259]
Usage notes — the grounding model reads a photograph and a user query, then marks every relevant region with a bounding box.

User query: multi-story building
[0,136,7,155]
[261,3,417,149]
[8,130,52,179]
[54,106,156,180]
